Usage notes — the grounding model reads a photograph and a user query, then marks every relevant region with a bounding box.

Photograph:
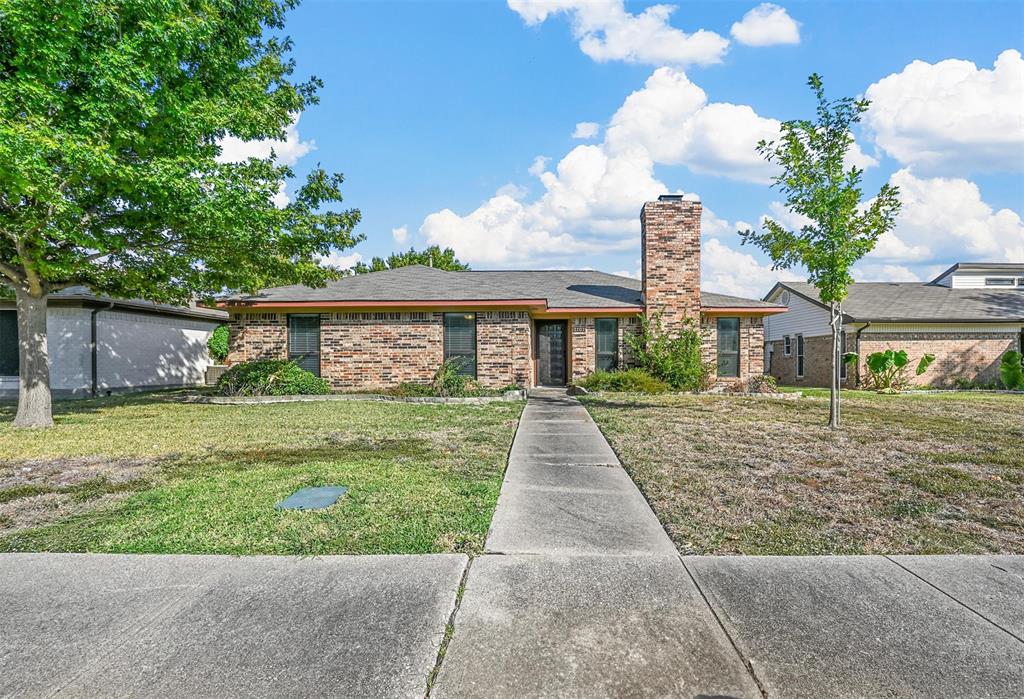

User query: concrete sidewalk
[434,389,1024,698]
[0,553,465,698]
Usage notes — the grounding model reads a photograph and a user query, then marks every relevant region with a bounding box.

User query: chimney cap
[657,194,686,202]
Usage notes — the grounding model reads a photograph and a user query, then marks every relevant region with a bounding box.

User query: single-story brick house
[763,263,1024,388]
[0,287,227,399]
[222,196,785,389]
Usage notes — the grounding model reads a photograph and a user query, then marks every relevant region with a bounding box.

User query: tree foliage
[740,74,902,426]
[1,0,360,426]
[351,246,469,274]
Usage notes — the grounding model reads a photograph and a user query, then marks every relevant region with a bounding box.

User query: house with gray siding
[222,197,786,390]
[0,288,227,399]
[763,263,1024,388]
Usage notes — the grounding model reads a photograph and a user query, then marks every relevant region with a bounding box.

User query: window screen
[717,317,740,378]
[595,318,619,371]
[0,311,17,376]
[443,313,476,378]
[797,335,805,377]
[288,314,321,376]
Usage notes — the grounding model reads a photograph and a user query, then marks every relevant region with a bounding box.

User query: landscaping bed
[0,393,523,555]
[582,391,1024,555]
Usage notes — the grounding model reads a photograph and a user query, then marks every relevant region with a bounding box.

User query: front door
[536,321,567,386]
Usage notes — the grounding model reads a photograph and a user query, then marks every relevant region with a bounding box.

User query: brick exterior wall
[857,332,1019,387]
[640,198,701,330]
[702,316,766,383]
[476,311,533,388]
[767,333,856,388]
[769,331,1020,387]
[226,312,287,364]
[226,309,532,390]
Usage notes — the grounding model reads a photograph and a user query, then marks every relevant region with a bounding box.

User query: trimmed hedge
[216,359,330,396]
[574,368,671,393]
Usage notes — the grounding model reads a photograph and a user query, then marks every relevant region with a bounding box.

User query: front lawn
[0,394,522,555]
[582,392,1024,555]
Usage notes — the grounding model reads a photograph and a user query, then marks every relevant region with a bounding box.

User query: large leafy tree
[1,0,361,427]
[351,245,469,274]
[741,75,901,428]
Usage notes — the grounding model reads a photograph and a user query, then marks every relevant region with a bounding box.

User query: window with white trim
[783,335,792,356]
[985,277,1015,286]
[839,333,847,381]
[0,311,17,376]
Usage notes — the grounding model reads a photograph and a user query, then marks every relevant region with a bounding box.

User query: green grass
[582,391,1024,556]
[0,393,522,555]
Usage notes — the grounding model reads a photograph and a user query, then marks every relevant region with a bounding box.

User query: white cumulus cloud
[392,226,409,244]
[216,113,314,167]
[573,121,600,139]
[319,250,362,270]
[730,3,800,47]
[507,0,729,67]
[702,238,802,298]
[863,49,1024,174]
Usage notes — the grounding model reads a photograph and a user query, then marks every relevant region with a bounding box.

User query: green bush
[847,348,936,392]
[623,313,713,390]
[1000,350,1024,390]
[207,325,229,364]
[216,359,330,396]
[575,368,671,393]
[432,357,476,397]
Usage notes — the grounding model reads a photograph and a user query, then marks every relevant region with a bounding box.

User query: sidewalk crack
[681,557,769,698]
[883,556,1024,645]
[424,555,474,697]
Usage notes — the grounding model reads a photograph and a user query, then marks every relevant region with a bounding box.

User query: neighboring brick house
[763,263,1024,388]
[222,196,785,390]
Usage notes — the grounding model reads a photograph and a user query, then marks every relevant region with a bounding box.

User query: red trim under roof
[222,299,548,309]
[702,305,787,315]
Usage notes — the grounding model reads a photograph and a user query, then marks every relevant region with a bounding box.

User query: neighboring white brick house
[0,289,226,399]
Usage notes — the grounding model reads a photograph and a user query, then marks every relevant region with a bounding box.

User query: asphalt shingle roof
[226,265,780,310]
[778,281,1024,322]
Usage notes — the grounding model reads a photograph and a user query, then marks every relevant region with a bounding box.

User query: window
[595,318,619,371]
[796,334,805,378]
[716,317,740,378]
[288,314,321,376]
[839,333,848,381]
[443,312,477,378]
[0,311,17,376]
[985,277,1015,286]
[783,335,792,356]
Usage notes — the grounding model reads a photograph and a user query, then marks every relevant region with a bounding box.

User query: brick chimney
[640,195,701,329]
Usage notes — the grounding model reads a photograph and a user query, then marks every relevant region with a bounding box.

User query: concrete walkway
[434,388,1024,698]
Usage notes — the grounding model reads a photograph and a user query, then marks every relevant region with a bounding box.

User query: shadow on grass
[0,389,198,423]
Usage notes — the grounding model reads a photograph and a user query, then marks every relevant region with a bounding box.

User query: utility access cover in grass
[275,486,349,511]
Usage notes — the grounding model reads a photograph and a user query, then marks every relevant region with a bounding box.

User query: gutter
[91,302,115,397]
[853,322,871,388]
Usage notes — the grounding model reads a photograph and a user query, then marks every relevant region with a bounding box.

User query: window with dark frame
[595,318,619,371]
[0,311,18,376]
[716,317,740,378]
[443,312,477,378]
[985,277,1015,286]
[796,334,805,378]
[287,314,321,377]
[783,335,792,356]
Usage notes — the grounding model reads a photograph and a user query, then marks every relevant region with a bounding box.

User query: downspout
[91,302,115,397]
[854,321,871,388]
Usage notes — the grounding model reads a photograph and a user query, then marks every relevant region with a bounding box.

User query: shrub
[390,382,436,397]
[737,374,778,394]
[432,357,474,397]
[575,368,671,393]
[1000,350,1024,390]
[216,359,330,396]
[847,349,935,392]
[207,325,229,364]
[623,313,713,391]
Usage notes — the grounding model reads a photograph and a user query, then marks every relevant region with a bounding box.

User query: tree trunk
[828,302,841,430]
[13,288,54,428]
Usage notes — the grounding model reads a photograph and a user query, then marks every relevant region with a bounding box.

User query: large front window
[0,311,17,376]
[716,317,740,377]
[595,318,619,371]
[288,314,321,376]
[443,312,477,377]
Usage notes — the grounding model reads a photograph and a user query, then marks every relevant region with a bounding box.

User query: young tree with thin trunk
[1,0,361,428]
[740,74,901,429]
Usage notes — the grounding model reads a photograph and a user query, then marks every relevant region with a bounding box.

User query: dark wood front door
[536,321,567,386]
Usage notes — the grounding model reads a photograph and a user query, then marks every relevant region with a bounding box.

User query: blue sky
[230,0,1024,299]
